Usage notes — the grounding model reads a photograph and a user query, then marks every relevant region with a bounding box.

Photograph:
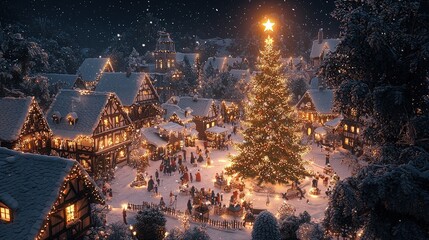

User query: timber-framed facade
[47,90,134,178]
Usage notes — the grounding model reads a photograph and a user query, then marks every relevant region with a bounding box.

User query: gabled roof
[46,90,111,139]
[229,69,251,82]
[161,103,193,121]
[0,147,104,240]
[0,97,33,142]
[298,89,334,114]
[168,96,215,117]
[310,39,341,59]
[77,58,110,82]
[159,121,184,133]
[96,72,148,106]
[204,57,243,72]
[42,73,78,89]
[141,127,168,148]
[176,52,199,67]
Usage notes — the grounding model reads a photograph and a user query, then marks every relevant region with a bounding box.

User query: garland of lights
[36,163,105,240]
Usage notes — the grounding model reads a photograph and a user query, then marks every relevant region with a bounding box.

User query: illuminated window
[206,123,210,128]
[0,207,11,222]
[351,108,357,117]
[344,138,349,145]
[66,205,75,224]
[115,116,119,124]
[212,122,215,127]
[356,128,360,134]
[344,124,348,131]
[104,119,109,126]
[351,126,355,133]
[307,127,312,136]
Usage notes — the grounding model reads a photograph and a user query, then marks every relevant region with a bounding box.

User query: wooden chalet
[295,88,337,135]
[0,97,51,154]
[76,58,114,90]
[167,96,218,139]
[310,29,341,68]
[96,72,163,129]
[340,108,362,153]
[0,148,104,240]
[219,100,239,123]
[161,103,193,125]
[46,89,134,178]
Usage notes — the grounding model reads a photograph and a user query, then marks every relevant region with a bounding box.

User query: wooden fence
[127,202,247,230]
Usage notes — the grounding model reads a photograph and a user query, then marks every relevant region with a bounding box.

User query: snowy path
[105,124,354,239]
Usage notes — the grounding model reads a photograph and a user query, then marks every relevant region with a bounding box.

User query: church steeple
[154,31,176,72]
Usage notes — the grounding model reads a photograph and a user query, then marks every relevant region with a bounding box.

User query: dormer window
[66,112,78,125]
[0,206,11,222]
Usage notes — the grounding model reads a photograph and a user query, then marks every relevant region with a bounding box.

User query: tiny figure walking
[122,208,127,225]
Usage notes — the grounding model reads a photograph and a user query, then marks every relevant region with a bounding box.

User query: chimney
[318,28,323,44]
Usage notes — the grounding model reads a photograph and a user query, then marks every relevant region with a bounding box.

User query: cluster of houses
[0,28,362,239]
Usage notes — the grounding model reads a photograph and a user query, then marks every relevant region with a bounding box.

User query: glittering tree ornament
[277,201,296,220]
[226,19,309,185]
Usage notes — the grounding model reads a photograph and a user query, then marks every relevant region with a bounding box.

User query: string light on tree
[226,18,309,185]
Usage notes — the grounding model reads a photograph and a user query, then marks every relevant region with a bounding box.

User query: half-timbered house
[218,100,239,124]
[295,88,337,135]
[46,89,134,178]
[96,72,163,129]
[0,147,104,240]
[0,97,51,154]
[76,58,114,90]
[167,96,218,139]
[340,108,362,153]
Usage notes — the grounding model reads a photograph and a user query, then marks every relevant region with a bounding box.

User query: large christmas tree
[226,20,308,185]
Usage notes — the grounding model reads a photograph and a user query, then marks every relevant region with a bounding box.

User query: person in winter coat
[190,152,195,163]
[189,172,193,182]
[197,154,204,163]
[187,199,193,215]
[195,170,202,182]
[148,176,154,192]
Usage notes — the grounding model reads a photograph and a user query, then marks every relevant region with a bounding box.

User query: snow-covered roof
[229,69,251,82]
[0,97,33,142]
[169,96,214,117]
[141,127,168,147]
[306,89,334,114]
[324,115,344,129]
[205,126,229,134]
[204,57,243,72]
[46,90,111,139]
[42,73,78,89]
[176,52,199,67]
[0,147,104,240]
[310,39,341,59]
[161,103,193,121]
[77,58,110,82]
[159,121,184,133]
[96,72,148,106]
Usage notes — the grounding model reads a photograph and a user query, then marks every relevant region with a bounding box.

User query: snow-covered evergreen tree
[165,226,211,240]
[127,47,141,71]
[252,211,281,240]
[322,0,429,162]
[279,211,311,240]
[324,150,429,239]
[135,207,166,240]
[296,222,326,240]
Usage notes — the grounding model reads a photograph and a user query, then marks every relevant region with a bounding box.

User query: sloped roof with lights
[0,97,33,142]
[42,73,78,89]
[168,96,214,117]
[204,57,243,72]
[46,90,111,139]
[96,72,145,106]
[176,52,199,67]
[296,89,334,114]
[77,58,110,82]
[161,103,193,122]
[0,147,104,240]
[310,39,341,59]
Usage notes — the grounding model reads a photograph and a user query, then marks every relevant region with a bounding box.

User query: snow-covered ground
[105,124,354,239]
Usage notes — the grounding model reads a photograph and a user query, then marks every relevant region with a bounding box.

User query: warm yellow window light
[344,124,348,131]
[0,207,11,222]
[66,204,75,224]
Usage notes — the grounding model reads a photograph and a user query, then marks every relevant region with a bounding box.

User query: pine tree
[226,36,308,185]
[252,211,281,240]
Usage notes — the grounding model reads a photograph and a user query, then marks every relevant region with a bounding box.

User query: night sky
[1,0,338,48]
